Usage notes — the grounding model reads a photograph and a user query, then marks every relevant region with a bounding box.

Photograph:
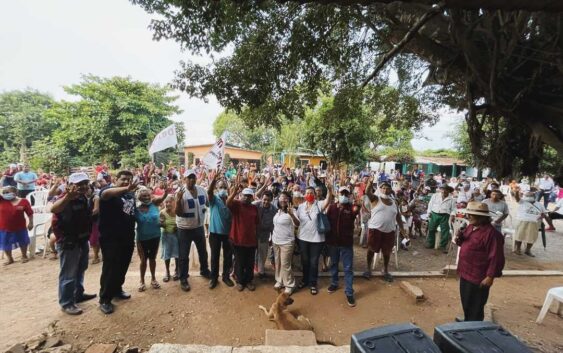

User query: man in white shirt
[457,183,473,204]
[548,197,563,221]
[536,174,554,208]
[425,185,456,253]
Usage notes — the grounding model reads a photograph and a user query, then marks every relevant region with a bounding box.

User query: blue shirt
[14,171,37,190]
[135,204,161,241]
[209,195,232,235]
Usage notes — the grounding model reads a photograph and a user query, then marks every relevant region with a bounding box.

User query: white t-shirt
[297,200,327,243]
[516,200,545,223]
[272,211,296,245]
[538,178,554,191]
[554,198,563,216]
[368,198,398,232]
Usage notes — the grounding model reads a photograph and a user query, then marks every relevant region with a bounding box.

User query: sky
[0,0,459,150]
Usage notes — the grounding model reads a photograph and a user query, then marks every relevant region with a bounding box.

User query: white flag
[202,132,227,170]
[149,124,178,155]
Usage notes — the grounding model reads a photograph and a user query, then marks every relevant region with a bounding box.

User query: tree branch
[361,2,446,87]
[274,0,563,12]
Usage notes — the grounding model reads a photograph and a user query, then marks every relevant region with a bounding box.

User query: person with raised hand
[98,170,139,315]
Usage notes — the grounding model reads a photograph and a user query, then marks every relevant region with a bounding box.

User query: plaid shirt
[457,223,505,285]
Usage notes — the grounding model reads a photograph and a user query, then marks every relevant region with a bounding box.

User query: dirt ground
[1,200,562,352]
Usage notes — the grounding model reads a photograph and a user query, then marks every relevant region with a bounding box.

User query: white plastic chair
[28,212,52,259]
[26,190,49,207]
[536,287,563,324]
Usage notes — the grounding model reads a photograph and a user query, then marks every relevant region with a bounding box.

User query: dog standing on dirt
[258,292,313,330]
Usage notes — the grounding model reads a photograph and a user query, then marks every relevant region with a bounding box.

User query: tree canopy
[133,0,563,177]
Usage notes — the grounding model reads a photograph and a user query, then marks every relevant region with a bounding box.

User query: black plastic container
[351,323,441,353]
[434,321,533,353]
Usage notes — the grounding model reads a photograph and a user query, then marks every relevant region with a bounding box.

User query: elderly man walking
[425,185,456,253]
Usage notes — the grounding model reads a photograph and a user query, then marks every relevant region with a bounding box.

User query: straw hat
[463,201,491,217]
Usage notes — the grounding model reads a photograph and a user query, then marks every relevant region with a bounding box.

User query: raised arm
[152,181,169,206]
[226,181,241,208]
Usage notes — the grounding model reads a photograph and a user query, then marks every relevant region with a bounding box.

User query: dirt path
[1,253,562,353]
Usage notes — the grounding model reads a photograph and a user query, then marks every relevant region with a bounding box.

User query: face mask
[141,199,151,205]
[304,194,315,203]
[523,196,535,202]
[217,189,228,198]
[339,196,349,204]
[2,193,15,200]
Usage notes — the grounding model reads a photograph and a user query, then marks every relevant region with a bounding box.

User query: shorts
[367,228,395,254]
[138,237,160,260]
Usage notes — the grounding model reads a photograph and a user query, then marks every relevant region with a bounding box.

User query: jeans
[99,234,134,303]
[57,240,89,308]
[329,245,354,296]
[299,239,324,287]
[536,191,550,209]
[233,245,256,285]
[178,226,209,281]
[255,239,270,274]
[208,232,233,280]
[460,277,490,321]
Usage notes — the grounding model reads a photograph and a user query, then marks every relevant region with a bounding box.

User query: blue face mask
[218,189,228,198]
[339,196,350,204]
[2,193,15,201]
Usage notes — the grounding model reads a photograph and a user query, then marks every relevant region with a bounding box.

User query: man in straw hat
[455,201,505,321]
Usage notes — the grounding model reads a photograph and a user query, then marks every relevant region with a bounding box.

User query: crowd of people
[1,161,562,321]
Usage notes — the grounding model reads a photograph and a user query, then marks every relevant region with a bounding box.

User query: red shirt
[0,198,33,231]
[457,223,505,285]
[228,200,259,247]
[326,203,359,247]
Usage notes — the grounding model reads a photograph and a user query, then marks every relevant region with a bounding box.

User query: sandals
[163,274,171,283]
[151,280,161,289]
[297,281,307,290]
[524,251,536,257]
[138,283,146,292]
[383,272,394,283]
[310,287,318,295]
[3,260,14,266]
[172,273,179,281]
[21,257,29,263]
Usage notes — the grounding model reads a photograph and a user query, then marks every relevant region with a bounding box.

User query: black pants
[178,227,210,281]
[99,234,134,303]
[299,239,324,287]
[233,245,256,285]
[460,277,490,321]
[549,212,563,220]
[209,233,233,280]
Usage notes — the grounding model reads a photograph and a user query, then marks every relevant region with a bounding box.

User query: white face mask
[338,196,350,204]
[2,193,16,200]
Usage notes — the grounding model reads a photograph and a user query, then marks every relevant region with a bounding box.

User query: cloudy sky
[0,0,460,150]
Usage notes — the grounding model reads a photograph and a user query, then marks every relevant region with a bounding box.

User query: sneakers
[75,293,97,303]
[545,226,556,232]
[222,277,235,287]
[362,271,372,280]
[327,284,339,293]
[346,295,356,307]
[180,280,191,292]
[62,305,83,315]
[99,302,114,315]
[209,279,218,289]
[246,282,256,291]
[236,283,245,291]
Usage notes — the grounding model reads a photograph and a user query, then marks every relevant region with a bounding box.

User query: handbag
[316,203,331,234]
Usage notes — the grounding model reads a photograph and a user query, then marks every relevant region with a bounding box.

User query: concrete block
[441,265,458,277]
[264,329,317,346]
[399,281,425,302]
[5,344,25,353]
[149,344,232,353]
[85,344,118,353]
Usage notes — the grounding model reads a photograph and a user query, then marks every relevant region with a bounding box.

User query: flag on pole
[149,124,178,155]
[202,132,227,170]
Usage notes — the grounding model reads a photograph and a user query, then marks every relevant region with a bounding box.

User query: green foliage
[213,110,276,150]
[46,75,183,166]
[0,90,55,163]
[28,139,72,175]
[417,149,460,158]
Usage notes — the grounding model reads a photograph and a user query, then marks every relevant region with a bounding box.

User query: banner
[149,124,177,155]
[202,132,227,170]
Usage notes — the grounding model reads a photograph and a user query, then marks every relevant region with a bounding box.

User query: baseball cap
[68,172,89,185]
[241,188,255,196]
[338,186,350,193]
[183,169,196,178]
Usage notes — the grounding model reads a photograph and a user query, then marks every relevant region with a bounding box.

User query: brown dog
[258,292,313,331]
